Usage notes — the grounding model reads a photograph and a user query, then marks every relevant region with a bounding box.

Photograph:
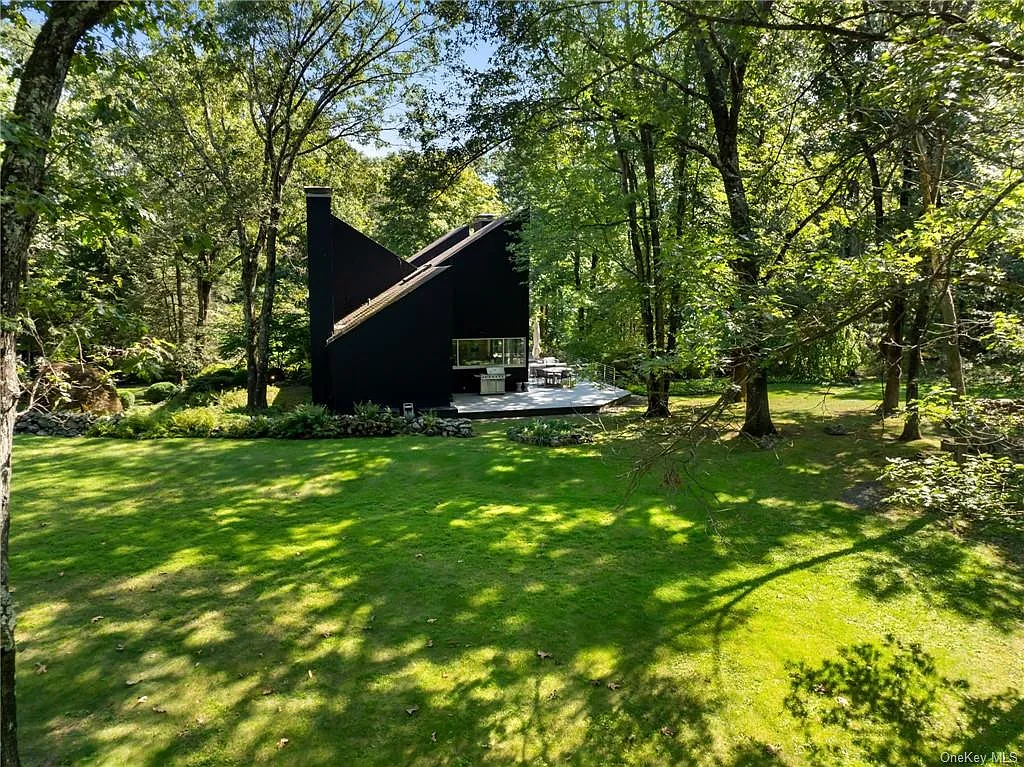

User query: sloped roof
[326,265,451,344]
[326,215,509,345]
[407,225,470,267]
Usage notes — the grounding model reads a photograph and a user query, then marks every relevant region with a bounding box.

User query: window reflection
[453,338,527,367]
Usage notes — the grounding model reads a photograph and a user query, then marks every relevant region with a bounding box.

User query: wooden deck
[452,380,632,419]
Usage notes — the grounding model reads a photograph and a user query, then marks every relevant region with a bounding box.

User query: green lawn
[9,386,1024,766]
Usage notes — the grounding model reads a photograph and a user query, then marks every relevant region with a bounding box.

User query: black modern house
[305,186,529,414]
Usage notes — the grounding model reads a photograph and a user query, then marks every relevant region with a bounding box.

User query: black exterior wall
[330,218,414,320]
[326,270,454,413]
[450,220,527,339]
[305,189,335,406]
[448,218,529,393]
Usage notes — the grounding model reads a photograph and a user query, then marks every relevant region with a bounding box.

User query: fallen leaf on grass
[91,616,104,624]
[606,682,622,691]
[136,696,149,704]
[660,726,677,738]
[536,650,552,660]
[426,640,434,648]
[34,663,47,675]
[405,706,419,716]
[276,738,289,749]
[125,679,141,687]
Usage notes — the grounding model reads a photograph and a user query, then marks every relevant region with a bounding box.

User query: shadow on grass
[783,634,1022,766]
[9,414,1023,765]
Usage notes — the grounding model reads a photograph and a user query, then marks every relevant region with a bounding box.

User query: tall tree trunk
[638,122,670,418]
[865,142,904,416]
[196,275,213,333]
[915,131,966,398]
[573,246,585,332]
[240,235,260,411]
[899,285,931,441]
[881,294,906,416]
[0,332,19,767]
[934,267,966,398]
[744,365,774,437]
[174,257,185,345]
[613,127,663,417]
[0,4,120,764]
[253,197,282,410]
[693,33,775,435]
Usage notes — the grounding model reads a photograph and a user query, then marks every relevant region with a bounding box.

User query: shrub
[507,418,594,446]
[89,411,168,439]
[242,415,274,438]
[346,401,400,436]
[119,391,136,410]
[143,381,179,403]
[167,407,219,437]
[882,452,1023,529]
[420,410,441,435]
[353,401,388,420]
[269,403,339,439]
[185,367,248,396]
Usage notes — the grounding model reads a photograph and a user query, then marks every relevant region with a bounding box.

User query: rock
[14,409,96,437]
[31,362,122,415]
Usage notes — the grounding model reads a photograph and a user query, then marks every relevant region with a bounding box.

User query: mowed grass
[9,386,1024,766]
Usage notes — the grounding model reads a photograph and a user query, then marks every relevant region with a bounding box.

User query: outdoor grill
[477,366,509,395]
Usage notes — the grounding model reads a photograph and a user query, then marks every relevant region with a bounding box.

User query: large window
[452,338,527,368]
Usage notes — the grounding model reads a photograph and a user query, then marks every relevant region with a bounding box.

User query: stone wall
[14,411,95,437]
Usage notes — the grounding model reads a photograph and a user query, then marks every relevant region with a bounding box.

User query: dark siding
[450,220,528,339]
[330,218,414,321]
[448,219,529,393]
[306,193,334,406]
[326,269,454,413]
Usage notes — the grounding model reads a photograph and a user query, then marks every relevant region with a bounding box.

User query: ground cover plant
[10,387,1023,766]
[506,418,594,446]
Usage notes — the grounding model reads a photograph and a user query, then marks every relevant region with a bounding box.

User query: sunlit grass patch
[9,385,1024,766]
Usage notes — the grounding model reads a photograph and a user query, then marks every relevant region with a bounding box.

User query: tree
[138,0,436,410]
[1,5,122,762]
[374,151,502,256]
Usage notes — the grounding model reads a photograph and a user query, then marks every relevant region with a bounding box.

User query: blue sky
[353,37,497,157]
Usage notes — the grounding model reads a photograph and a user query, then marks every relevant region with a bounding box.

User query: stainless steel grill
[478,366,509,395]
